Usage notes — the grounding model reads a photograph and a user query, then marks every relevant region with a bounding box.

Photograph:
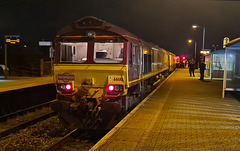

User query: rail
[0,100,57,122]
[0,111,56,139]
[45,128,79,151]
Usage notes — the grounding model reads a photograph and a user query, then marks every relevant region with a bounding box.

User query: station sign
[5,35,20,44]
[39,41,52,46]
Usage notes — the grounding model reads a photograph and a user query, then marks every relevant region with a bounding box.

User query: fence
[8,60,52,77]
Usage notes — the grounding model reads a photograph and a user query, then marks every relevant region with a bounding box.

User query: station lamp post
[188,39,197,61]
[192,25,206,50]
[4,35,20,78]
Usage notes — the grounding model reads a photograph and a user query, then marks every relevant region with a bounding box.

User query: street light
[192,25,206,50]
[188,39,197,61]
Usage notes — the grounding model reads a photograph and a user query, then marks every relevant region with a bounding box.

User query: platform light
[192,25,198,29]
[200,49,210,56]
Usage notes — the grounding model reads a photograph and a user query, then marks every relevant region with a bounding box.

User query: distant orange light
[144,50,148,54]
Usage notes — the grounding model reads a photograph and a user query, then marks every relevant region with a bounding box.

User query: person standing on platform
[199,59,206,80]
[189,59,195,77]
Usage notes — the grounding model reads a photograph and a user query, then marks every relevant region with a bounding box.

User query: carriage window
[132,45,140,65]
[94,42,124,63]
[60,42,88,63]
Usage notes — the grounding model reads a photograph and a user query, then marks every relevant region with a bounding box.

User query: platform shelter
[223,38,240,98]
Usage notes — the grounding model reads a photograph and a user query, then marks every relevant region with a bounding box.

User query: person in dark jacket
[189,59,195,77]
[199,60,206,80]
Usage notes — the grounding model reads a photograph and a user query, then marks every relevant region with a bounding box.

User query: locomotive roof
[56,16,139,39]
[56,16,171,54]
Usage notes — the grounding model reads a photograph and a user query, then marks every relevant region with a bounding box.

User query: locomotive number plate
[108,75,124,84]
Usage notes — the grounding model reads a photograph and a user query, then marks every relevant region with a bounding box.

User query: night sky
[1,0,240,65]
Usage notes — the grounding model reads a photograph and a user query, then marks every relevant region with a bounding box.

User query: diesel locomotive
[51,16,178,129]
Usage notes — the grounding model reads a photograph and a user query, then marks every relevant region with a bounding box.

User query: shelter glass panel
[225,47,240,90]
[212,53,225,78]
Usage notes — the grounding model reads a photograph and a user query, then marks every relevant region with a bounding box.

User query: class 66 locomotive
[51,16,178,129]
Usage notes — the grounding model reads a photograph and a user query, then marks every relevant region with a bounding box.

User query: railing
[8,61,52,77]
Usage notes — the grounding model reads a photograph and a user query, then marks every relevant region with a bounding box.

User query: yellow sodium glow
[144,50,148,54]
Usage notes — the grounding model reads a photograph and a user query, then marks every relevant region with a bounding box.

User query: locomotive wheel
[99,101,122,130]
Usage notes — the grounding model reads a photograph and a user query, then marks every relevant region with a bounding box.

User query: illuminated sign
[5,35,20,44]
[39,41,52,46]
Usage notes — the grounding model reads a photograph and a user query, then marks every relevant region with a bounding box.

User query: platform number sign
[5,35,20,44]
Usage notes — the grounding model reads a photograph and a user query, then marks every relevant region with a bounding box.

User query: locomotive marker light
[86,31,96,38]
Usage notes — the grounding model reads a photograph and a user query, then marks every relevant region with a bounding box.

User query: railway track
[46,129,106,151]
[46,128,79,151]
[0,100,57,122]
[0,100,57,139]
[0,111,56,139]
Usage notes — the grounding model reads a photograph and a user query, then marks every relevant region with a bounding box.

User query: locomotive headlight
[107,85,124,94]
[108,85,114,91]
[57,83,74,93]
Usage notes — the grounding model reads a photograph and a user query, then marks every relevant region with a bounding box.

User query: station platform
[91,68,240,151]
[0,76,54,93]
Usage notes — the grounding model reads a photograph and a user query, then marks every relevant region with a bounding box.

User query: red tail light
[65,84,72,90]
[57,83,73,93]
[108,85,114,91]
[107,85,123,94]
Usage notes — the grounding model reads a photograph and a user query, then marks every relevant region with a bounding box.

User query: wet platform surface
[0,76,53,92]
[91,69,240,151]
